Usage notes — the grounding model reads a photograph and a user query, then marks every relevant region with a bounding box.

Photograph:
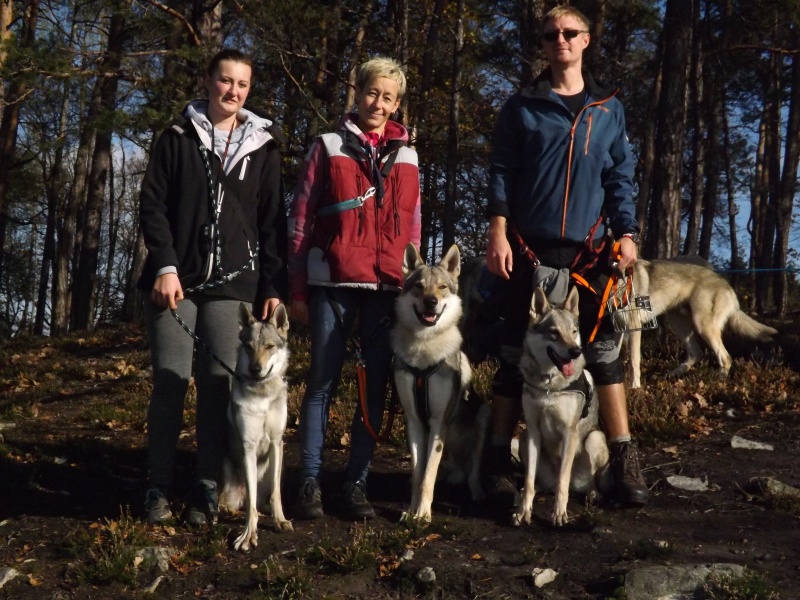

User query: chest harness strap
[566,370,593,420]
[315,147,400,217]
[398,355,462,428]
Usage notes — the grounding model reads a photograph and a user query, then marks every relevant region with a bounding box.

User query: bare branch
[135,0,202,46]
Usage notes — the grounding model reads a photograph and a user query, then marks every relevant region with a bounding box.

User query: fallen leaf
[470,554,483,561]
[662,446,679,455]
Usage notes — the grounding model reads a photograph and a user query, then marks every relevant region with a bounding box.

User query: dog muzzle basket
[606,273,658,333]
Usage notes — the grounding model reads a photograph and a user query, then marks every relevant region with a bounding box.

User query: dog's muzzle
[547,346,581,377]
[413,299,443,327]
[248,363,274,382]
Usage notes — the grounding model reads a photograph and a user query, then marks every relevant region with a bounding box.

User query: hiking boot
[144,488,173,525]
[295,477,324,520]
[183,480,219,526]
[339,480,376,520]
[483,444,520,513]
[609,441,650,506]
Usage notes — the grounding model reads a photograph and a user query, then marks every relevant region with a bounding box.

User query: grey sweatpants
[143,295,244,490]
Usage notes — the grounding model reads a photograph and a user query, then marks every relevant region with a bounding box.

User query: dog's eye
[550,331,559,341]
[438,284,447,290]
[266,344,275,350]
[415,281,424,289]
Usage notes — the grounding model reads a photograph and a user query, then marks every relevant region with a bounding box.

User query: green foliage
[62,509,152,586]
[701,568,780,600]
[251,555,314,599]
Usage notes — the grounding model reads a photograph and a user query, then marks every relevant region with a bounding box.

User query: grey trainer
[144,488,173,525]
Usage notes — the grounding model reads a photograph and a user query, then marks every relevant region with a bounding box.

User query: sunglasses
[541,29,586,42]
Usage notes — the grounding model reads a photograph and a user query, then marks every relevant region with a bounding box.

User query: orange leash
[356,357,400,443]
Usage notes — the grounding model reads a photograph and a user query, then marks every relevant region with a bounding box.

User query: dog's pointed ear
[529,287,550,321]
[269,303,290,334]
[402,243,424,276]
[239,302,256,328]
[440,244,461,278]
[563,286,580,317]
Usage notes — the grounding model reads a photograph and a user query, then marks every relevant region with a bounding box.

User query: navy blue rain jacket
[488,69,638,243]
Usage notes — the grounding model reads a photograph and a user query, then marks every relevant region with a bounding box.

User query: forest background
[1,0,799,338]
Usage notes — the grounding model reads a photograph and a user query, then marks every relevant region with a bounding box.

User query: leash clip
[357,186,377,207]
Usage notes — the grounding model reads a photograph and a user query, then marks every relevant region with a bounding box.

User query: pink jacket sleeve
[287,140,327,302]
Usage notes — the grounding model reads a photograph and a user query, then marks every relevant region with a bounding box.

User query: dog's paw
[273,519,293,533]
[399,511,430,527]
[233,528,258,552]
[552,496,570,525]
[511,510,531,527]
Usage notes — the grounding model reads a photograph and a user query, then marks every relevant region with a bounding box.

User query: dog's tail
[727,310,778,343]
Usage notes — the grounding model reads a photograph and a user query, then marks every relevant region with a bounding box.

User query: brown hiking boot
[483,444,520,514]
[609,441,649,506]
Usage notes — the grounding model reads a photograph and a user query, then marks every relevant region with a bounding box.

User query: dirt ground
[1,326,799,599]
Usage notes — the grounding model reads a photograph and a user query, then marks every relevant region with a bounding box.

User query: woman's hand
[260,297,281,320]
[151,272,183,309]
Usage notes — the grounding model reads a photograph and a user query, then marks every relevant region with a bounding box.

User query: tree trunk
[699,84,720,260]
[683,18,704,256]
[0,0,12,112]
[0,0,38,223]
[650,0,693,259]
[518,0,546,86]
[638,38,663,246]
[749,111,768,312]
[342,5,371,117]
[755,49,782,313]
[720,96,740,288]
[70,1,128,331]
[773,41,800,317]
[442,0,464,251]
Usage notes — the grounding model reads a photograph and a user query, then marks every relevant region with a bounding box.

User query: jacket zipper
[561,95,615,237]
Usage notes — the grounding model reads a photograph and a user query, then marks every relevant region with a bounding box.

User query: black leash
[168,142,257,380]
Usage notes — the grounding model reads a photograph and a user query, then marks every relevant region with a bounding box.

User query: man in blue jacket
[484,5,649,513]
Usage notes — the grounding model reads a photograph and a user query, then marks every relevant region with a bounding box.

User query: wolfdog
[628,258,779,388]
[391,243,490,522]
[219,303,293,551]
[514,287,610,527]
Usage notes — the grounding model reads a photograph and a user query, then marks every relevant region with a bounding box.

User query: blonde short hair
[543,5,591,32]
[355,57,407,99]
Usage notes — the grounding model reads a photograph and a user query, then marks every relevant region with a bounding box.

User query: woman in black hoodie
[138,48,286,526]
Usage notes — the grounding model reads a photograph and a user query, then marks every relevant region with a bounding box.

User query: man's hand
[612,236,638,274]
[151,272,183,309]
[260,297,281,320]
[290,300,309,326]
[487,216,513,280]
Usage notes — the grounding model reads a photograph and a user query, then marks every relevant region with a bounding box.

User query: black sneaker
[183,480,219,526]
[609,441,650,507]
[483,444,520,513]
[144,488,172,524]
[295,477,324,520]
[339,480,376,520]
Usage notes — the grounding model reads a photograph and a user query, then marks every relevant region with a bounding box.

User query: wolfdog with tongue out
[513,286,611,528]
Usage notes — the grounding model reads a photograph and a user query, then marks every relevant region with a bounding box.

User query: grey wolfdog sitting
[514,287,610,527]
[220,303,293,551]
